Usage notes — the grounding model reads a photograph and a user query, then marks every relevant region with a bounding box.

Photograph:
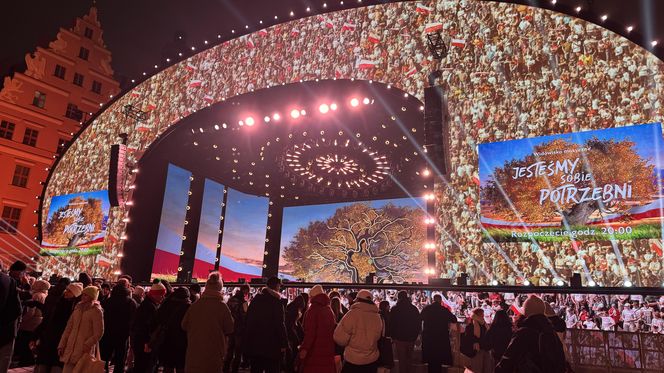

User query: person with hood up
[100,279,137,373]
[245,277,288,373]
[181,272,234,373]
[298,285,336,373]
[58,285,104,373]
[131,282,166,373]
[333,289,382,373]
[495,295,566,373]
[155,287,191,373]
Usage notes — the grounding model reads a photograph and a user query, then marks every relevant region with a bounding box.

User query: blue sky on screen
[47,190,111,222]
[194,179,224,264]
[221,188,269,262]
[155,164,191,255]
[479,123,664,184]
[279,197,425,255]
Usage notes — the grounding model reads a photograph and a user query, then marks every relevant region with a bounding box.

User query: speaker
[108,144,127,207]
[570,273,582,288]
[429,278,451,286]
[457,272,468,286]
[250,277,267,284]
[423,86,451,176]
[365,272,376,284]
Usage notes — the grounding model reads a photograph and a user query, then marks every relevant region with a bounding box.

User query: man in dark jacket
[245,277,288,373]
[224,284,250,373]
[0,272,21,373]
[101,283,138,373]
[131,282,166,373]
[421,294,457,373]
[389,290,422,373]
[495,295,566,373]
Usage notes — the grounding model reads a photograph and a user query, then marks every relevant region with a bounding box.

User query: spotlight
[113,270,121,275]
[575,6,581,12]
[491,280,498,286]
[588,280,596,287]
[319,104,330,114]
[551,0,556,4]
[239,120,244,126]
[245,117,255,126]
[422,169,431,176]
[652,40,659,47]
[214,124,219,130]
[523,279,530,286]
[272,113,281,121]
[300,109,306,116]
[264,116,271,123]
[600,14,607,22]
[556,279,565,286]
[403,93,409,98]
[624,280,633,287]
[350,98,360,107]
[290,109,300,119]
[330,103,338,111]
[362,97,370,105]
[424,193,435,200]
[626,25,633,32]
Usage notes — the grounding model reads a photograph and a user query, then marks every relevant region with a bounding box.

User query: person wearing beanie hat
[298,285,336,373]
[65,283,84,298]
[333,289,383,369]
[9,260,31,302]
[131,282,166,373]
[15,279,53,365]
[245,277,288,372]
[151,287,190,373]
[495,295,567,373]
[181,272,234,373]
[58,282,104,372]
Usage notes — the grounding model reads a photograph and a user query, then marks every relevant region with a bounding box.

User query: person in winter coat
[465,308,492,373]
[131,282,166,373]
[181,272,234,373]
[388,290,422,373]
[154,287,191,373]
[285,294,306,372]
[495,295,567,373]
[15,279,50,366]
[0,271,22,373]
[42,278,70,321]
[33,283,82,373]
[333,289,382,373]
[299,285,336,373]
[421,294,458,373]
[481,309,513,363]
[100,282,138,373]
[224,284,250,373]
[58,286,104,373]
[245,277,288,373]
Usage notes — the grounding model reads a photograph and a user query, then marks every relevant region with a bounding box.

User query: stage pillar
[262,200,283,279]
[214,187,229,271]
[177,174,205,283]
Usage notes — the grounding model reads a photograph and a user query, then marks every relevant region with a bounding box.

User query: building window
[32,91,46,108]
[78,47,89,60]
[54,64,66,79]
[65,103,82,120]
[84,27,93,39]
[91,80,102,94]
[22,128,39,147]
[11,165,30,188]
[57,138,68,154]
[0,120,15,140]
[0,206,21,234]
[73,73,84,86]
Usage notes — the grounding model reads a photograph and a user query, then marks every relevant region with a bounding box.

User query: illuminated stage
[39,0,664,289]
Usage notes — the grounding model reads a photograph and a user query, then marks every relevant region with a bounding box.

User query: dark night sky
[1,0,662,88]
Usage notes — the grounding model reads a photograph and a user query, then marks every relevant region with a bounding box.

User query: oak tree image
[481,138,656,226]
[282,202,425,282]
[43,196,104,247]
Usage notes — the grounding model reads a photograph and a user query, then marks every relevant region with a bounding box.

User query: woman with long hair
[464,308,492,373]
[481,309,513,363]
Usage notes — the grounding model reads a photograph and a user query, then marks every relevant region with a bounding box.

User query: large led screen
[151,164,192,280]
[192,179,225,282]
[280,198,426,283]
[41,190,110,256]
[219,189,269,281]
[479,123,664,242]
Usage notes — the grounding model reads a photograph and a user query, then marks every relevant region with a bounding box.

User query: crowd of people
[4,258,664,373]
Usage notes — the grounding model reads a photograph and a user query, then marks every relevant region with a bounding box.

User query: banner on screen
[479,123,664,242]
[41,190,110,256]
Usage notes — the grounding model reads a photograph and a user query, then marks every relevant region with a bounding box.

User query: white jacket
[58,301,104,364]
[333,300,382,365]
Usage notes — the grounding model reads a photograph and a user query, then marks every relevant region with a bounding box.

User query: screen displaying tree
[280,198,426,283]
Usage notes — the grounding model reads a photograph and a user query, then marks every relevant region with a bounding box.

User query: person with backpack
[495,295,567,373]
